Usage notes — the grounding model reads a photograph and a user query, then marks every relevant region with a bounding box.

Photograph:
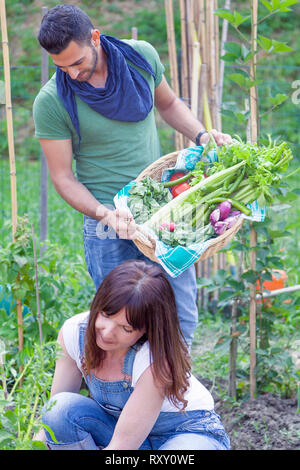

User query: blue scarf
[56,35,156,149]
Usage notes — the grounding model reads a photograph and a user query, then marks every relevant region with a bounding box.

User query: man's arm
[39,138,136,238]
[39,138,106,218]
[154,76,232,146]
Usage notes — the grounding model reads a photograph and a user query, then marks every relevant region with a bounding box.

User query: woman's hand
[103,365,165,450]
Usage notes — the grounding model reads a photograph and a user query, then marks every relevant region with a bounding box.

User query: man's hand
[104,208,137,240]
[200,129,233,146]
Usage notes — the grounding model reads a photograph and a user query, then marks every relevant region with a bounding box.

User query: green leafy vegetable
[128,176,172,224]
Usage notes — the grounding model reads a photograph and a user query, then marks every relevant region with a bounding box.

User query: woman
[38,260,230,450]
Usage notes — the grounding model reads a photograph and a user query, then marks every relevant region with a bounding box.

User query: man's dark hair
[37,4,94,54]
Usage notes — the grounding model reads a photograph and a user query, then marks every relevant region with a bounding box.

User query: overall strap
[78,324,87,362]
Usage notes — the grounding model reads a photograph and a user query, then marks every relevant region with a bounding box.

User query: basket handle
[133,226,155,249]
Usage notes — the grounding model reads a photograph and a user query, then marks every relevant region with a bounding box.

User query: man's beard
[78,45,98,82]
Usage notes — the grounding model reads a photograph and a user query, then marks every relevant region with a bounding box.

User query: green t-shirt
[33,39,165,206]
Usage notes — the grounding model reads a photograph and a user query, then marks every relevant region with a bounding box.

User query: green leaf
[258,35,294,53]
[228,73,247,88]
[276,0,299,12]
[13,287,27,300]
[236,111,250,123]
[31,440,48,450]
[272,39,294,52]
[255,348,269,356]
[268,93,288,107]
[42,424,58,443]
[196,277,214,288]
[214,9,235,23]
[213,269,227,287]
[224,42,242,57]
[245,78,262,88]
[0,429,14,444]
[261,0,299,12]
[220,52,240,63]
[215,9,250,28]
[242,270,258,284]
[214,335,232,351]
[261,270,273,281]
[241,44,253,62]
[260,0,273,12]
[232,11,250,28]
[12,255,28,268]
[227,279,245,292]
[272,0,282,9]
[218,289,235,301]
[258,35,273,52]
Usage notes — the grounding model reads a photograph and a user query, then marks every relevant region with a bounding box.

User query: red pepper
[171,182,191,198]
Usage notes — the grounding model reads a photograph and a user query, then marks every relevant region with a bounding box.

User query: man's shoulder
[33,73,59,107]
[122,38,159,59]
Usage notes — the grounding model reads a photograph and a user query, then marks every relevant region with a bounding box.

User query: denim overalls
[42,321,230,450]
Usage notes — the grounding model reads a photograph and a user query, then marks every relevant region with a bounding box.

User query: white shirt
[62,311,214,412]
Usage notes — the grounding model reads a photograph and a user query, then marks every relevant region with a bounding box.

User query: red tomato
[169,172,186,181]
[171,182,191,198]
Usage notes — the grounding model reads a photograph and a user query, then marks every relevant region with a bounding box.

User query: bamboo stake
[198,0,206,65]
[219,0,231,123]
[250,0,258,142]
[197,1,213,131]
[197,60,206,123]
[249,224,257,398]
[40,6,49,253]
[32,224,43,344]
[214,0,221,131]
[191,40,200,117]
[0,0,17,236]
[229,249,243,398]
[164,0,184,150]
[229,297,238,398]
[186,0,194,106]
[189,39,200,147]
[245,98,251,142]
[0,0,24,357]
[208,0,217,128]
[131,26,138,40]
[214,0,220,89]
[249,0,258,399]
[179,0,190,148]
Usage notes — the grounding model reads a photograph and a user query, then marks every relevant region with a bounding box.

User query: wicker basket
[132,150,244,264]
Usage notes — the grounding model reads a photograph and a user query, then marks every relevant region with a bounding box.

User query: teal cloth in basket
[114,145,266,278]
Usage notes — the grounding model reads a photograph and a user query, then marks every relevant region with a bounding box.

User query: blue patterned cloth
[114,145,266,277]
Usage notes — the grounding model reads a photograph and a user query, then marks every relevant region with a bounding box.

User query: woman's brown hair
[83,259,191,411]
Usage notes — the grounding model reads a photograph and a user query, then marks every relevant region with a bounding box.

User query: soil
[200,378,300,450]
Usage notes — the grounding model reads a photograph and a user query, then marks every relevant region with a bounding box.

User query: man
[33,4,232,348]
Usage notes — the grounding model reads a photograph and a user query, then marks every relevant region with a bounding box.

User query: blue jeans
[42,392,229,450]
[83,216,198,348]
